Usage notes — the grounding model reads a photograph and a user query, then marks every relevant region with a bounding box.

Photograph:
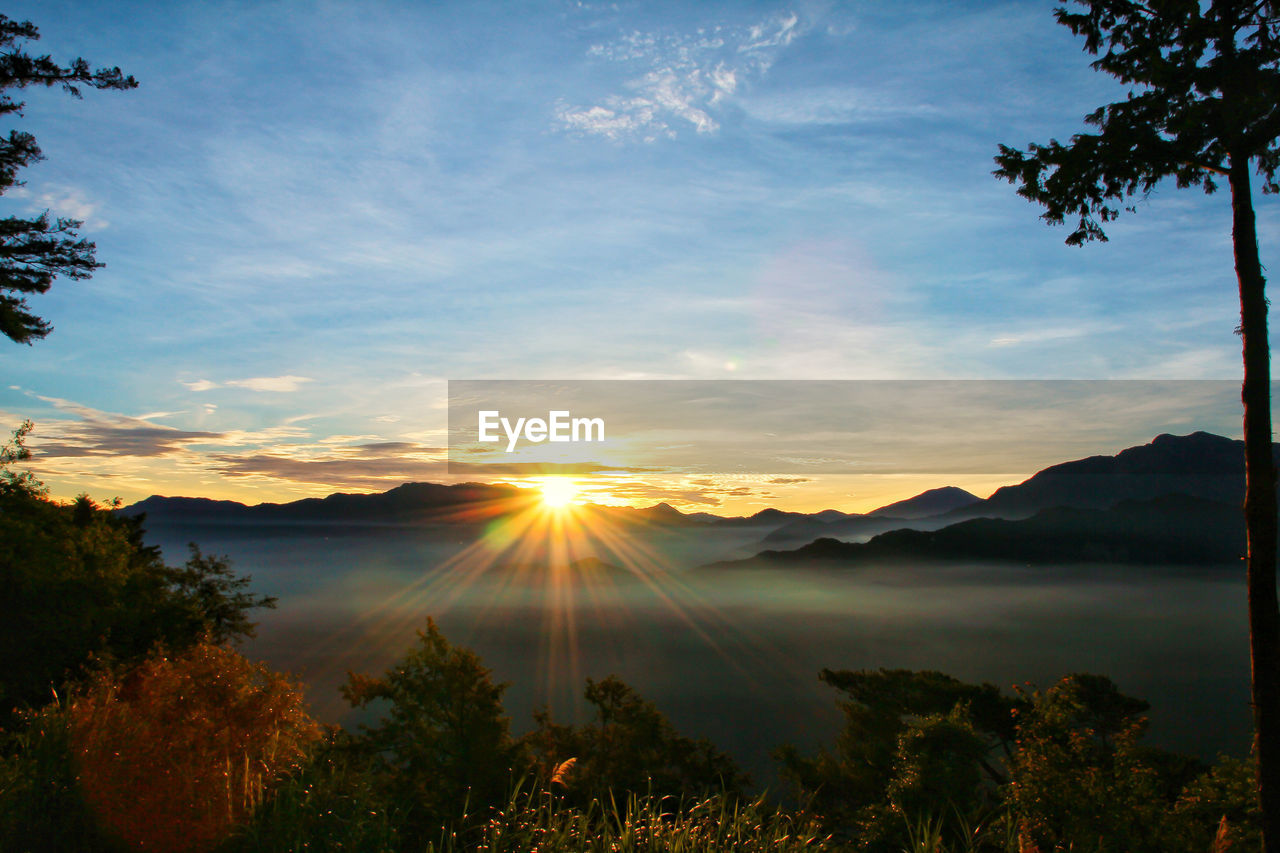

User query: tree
[0,13,136,344]
[993,2,1280,846]
[776,669,1019,848]
[523,675,747,806]
[342,618,520,839]
[0,424,276,717]
[1007,674,1171,852]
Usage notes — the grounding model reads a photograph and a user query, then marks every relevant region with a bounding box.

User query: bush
[66,640,319,852]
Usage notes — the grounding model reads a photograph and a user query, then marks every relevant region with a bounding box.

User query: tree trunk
[1232,152,1280,852]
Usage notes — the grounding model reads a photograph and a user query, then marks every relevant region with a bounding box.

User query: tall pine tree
[994,1,1280,845]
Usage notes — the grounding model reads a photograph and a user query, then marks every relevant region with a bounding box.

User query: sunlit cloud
[224,375,314,393]
[556,11,807,141]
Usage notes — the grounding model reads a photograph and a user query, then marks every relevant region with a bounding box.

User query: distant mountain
[867,486,981,519]
[680,507,815,527]
[760,513,948,549]
[123,482,538,525]
[812,509,853,522]
[122,433,1261,553]
[944,432,1265,521]
[712,494,1247,569]
[759,487,980,549]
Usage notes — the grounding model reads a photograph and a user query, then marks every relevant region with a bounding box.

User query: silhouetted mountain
[760,487,980,548]
[681,507,813,528]
[760,514,949,549]
[867,486,981,519]
[123,482,538,525]
[122,433,1261,554]
[813,509,852,522]
[945,432,1264,521]
[711,494,1247,569]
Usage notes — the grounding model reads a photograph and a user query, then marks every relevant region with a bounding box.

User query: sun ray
[289,483,806,722]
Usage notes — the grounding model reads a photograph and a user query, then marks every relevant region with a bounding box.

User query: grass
[220,773,835,853]
[434,782,834,853]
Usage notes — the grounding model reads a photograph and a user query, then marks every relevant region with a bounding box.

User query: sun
[539,478,579,509]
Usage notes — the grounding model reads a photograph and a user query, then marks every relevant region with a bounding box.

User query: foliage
[0,13,137,344]
[63,639,319,852]
[219,730,402,852]
[0,438,276,718]
[0,418,44,497]
[0,642,318,853]
[1171,754,1263,853]
[777,669,1018,849]
[779,669,1252,853]
[1005,674,1175,852]
[994,0,1280,245]
[342,617,522,843]
[443,781,831,853]
[524,675,749,807]
[0,700,121,851]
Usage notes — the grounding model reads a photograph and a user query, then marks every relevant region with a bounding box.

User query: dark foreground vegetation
[0,425,1264,852]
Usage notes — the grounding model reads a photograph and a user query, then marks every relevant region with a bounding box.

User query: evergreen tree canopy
[0,13,136,344]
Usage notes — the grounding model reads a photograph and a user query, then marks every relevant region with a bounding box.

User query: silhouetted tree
[342,618,520,841]
[993,3,1280,845]
[776,669,1019,848]
[0,13,136,344]
[0,425,276,717]
[1007,674,1169,852]
[524,674,747,805]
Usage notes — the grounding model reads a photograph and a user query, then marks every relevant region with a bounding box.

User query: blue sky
[1,0,1273,512]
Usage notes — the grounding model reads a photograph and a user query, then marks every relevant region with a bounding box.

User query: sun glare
[540,478,579,509]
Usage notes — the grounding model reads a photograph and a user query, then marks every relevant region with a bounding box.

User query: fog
[144,520,1250,789]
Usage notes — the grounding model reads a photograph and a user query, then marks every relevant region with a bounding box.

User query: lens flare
[540,478,578,509]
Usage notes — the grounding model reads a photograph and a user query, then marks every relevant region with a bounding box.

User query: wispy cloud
[226,375,314,393]
[556,11,803,141]
[737,87,941,126]
[10,184,109,229]
[181,376,314,393]
[6,394,448,498]
[210,440,446,491]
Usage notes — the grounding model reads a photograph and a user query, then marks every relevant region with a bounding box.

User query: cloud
[556,11,806,141]
[10,394,458,496]
[17,399,225,459]
[572,475,782,509]
[11,184,109,229]
[225,375,314,393]
[210,440,448,490]
[180,376,314,393]
[737,87,941,126]
[33,424,223,458]
[16,396,313,461]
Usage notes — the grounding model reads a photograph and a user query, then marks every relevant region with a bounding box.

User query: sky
[0,0,1274,513]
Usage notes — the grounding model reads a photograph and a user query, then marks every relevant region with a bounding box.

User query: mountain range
[122,431,1265,568]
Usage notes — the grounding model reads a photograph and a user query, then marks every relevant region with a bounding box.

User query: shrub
[66,640,319,851]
